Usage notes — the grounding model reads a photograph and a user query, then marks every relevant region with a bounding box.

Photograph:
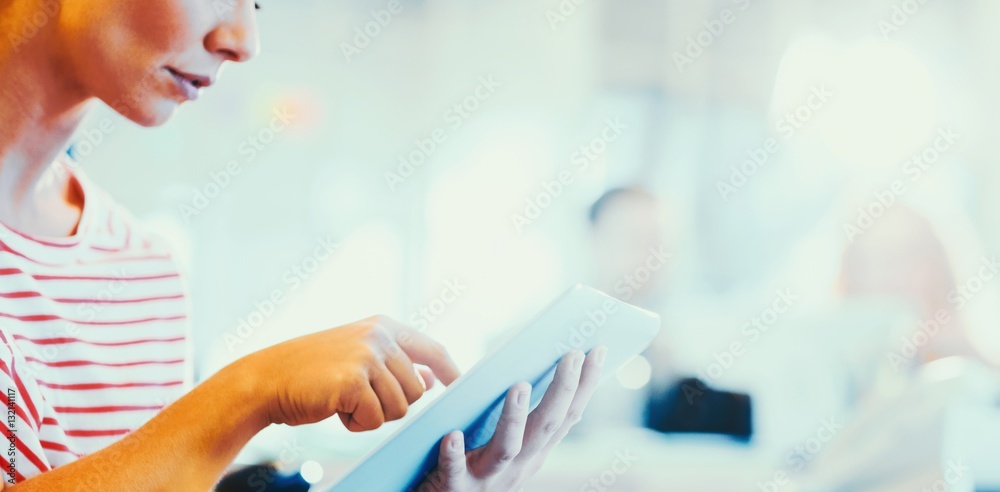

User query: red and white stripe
[0,161,189,482]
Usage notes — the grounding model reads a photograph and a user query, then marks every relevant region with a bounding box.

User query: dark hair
[588,186,654,224]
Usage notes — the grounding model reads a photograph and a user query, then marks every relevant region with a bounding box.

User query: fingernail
[594,346,608,367]
[516,386,530,407]
[573,350,584,371]
[450,431,463,449]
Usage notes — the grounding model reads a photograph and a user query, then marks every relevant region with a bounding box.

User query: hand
[416,346,606,491]
[239,315,460,430]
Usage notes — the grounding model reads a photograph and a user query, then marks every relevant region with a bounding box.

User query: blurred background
[70,0,1000,490]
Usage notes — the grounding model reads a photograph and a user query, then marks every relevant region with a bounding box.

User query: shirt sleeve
[0,329,54,484]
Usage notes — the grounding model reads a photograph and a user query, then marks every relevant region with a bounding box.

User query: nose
[204,2,260,63]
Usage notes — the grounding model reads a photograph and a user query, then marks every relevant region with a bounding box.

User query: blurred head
[589,187,668,302]
[836,206,985,362]
[27,0,259,126]
[839,206,955,317]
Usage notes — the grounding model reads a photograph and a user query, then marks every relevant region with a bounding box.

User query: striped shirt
[0,159,189,483]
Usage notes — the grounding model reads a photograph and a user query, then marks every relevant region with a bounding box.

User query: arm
[10,315,460,491]
[11,359,265,491]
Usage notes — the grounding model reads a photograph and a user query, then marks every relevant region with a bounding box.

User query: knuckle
[354,324,379,344]
[387,337,404,355]
[370,314,402,331]
[430,340,447,355]
[496,451,517,464]
[364,323,388,342]
[396,331,413,346]
[358,346,381,367]
[356,318,378,335]
[407,388,425,404]
[541,420,560,435]
[445,465,464,480]
[387,405,408,421]
[500,415,527,428]
[357,333,388,358]
[349,367,370,386]
[566,411,584,425]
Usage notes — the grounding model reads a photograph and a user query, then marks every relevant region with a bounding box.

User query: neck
[0,0,92,236]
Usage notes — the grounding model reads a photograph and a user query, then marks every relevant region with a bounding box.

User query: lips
[165,67,212,101]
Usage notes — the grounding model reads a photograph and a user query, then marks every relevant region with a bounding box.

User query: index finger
[380,318,462,385]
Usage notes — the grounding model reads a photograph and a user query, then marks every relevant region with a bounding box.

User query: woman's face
[57,0,259,126]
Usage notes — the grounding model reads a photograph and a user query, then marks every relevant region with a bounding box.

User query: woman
[0,0,604,489]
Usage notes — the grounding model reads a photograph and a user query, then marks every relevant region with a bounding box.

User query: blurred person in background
[589,187,669,311]
[838,205,984,375]
[774,204,999,491]
[585,186,752,441]
[819,205,991,412]
[0,0,604,490]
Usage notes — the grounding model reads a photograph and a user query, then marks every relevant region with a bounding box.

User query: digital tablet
[326,285,661,491]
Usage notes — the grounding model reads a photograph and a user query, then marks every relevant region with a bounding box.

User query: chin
[108,97,181,127]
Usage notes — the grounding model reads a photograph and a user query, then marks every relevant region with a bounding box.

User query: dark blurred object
[644,377,753,442]
[215,463,310,492]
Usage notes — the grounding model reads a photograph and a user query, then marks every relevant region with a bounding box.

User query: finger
[478,382,531,477]
[370,365,410,421]
[343,385,386,432]
[383,343,426,404]
[531,346,606,470]
[381,318,461,385]
[418,367,437,390]
[517,350,583,458]
[436,431,468,488]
